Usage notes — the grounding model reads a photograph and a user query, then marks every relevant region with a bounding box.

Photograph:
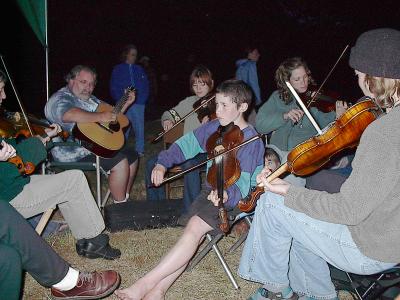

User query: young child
[264,147,281,172]
[115,79,265,300]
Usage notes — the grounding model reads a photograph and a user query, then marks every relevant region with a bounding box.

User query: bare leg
[108,159,129,201]
[142,264,187,300]
[114,216,213,300]
[126,159,139,196]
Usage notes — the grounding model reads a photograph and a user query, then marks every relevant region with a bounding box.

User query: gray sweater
[285,106,400,263]
[161,95,201,134]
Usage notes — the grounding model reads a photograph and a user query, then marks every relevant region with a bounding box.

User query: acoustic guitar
[73,86,135,158]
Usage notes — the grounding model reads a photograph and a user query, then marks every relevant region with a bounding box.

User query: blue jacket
[110,63,150,105]
[235,59,261,106]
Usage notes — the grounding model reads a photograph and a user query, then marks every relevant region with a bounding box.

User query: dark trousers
[0,201,69,300]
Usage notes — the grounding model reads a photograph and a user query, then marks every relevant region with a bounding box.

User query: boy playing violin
[115,79,264,300]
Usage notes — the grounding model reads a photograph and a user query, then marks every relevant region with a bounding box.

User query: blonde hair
[365,74,400,108]
[275,57,315,104]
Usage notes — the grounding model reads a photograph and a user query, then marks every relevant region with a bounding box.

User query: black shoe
[76,234,121,260]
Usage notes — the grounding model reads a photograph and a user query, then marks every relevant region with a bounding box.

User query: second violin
[300,86,344,113]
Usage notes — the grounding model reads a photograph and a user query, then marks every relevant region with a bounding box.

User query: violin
[238,98,384,212]
[0,108,68,141]
[300,86,343,113]
[0,142,35,175]
[206,122,243,233]
[152,93,216,143]
[193,93,217,123]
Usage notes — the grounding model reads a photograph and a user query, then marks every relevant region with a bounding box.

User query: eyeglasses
[192,82,206,87]
[77,79,96,88]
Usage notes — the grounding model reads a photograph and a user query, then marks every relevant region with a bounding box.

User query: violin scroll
[0,142,35,175]
[8,155,35,175]
[193,92,216,123]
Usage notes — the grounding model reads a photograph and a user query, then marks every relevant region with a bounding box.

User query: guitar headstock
[126,86,136,93]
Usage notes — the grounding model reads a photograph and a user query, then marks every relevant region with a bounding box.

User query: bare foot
[143,289,165,300]
[114,280,152,300]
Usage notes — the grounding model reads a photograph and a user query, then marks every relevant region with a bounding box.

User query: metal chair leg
[95,155,101,208]
[187,234,239,290]
[206,234,240,290]
[228,231,249,253]
[187,234,223,271]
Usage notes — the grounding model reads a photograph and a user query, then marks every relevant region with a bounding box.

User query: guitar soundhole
[109,121,120,132]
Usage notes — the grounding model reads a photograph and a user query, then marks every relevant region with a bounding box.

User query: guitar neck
[113,88,133,114]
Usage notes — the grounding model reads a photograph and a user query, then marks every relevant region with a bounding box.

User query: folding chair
[44,141,111,209]
[186,211,254,290]
[163,123,184,199]
[330,265,400,299]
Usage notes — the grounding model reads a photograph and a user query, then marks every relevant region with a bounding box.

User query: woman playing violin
[145,65,214,213]
[239,28,400,300]
[256,57,348,151]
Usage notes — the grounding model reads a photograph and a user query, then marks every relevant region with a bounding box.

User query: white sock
[52,267,79,291]
[114,195,128,203]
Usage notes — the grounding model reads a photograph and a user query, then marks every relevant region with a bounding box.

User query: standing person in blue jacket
[110,44,150,156]
[236,45,262,107]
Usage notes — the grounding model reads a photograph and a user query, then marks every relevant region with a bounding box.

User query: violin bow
[149,133,263,187]
[307,45,349,108]
[151,93,216,143]
[0,55,34,136]
[286,81,322,134]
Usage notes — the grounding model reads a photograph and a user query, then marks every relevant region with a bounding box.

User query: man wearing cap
[239,28,400,300]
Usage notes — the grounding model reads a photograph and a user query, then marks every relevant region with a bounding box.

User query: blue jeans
[146,155,165,201]
[238,192,396,299]
[125,103,145,154]
[145,153,206,213]
[181,153,206,213]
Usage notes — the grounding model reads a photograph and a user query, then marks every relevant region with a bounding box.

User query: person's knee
[112,158,129,173]
[185,216,210,237]
[262,192,285,207]
[255,192,286,222]
[64,169,85,181]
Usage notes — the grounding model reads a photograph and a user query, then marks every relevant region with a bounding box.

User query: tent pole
[45,0,49,102]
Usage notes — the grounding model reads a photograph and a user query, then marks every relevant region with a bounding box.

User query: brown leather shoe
[51,270,120,299]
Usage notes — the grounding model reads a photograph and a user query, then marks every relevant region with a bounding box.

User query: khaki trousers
[11,170,105,239]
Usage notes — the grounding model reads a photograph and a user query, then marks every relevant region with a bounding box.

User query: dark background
[1,0,399,118]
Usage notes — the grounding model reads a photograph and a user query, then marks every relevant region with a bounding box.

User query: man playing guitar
[45,65,138,204]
